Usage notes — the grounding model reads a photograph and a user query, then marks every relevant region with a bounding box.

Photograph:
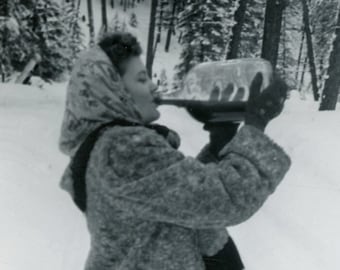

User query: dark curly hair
[98,32,143,76]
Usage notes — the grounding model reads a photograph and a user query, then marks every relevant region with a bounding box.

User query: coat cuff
[196,144,219,164]
[219,125,291,182]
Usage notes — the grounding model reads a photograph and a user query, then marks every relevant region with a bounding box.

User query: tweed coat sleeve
[89,124,291,229]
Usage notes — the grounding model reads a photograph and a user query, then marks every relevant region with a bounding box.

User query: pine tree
[0,0,17,81]
[312,0,338,92]
[175,0,237,84]
[0,0,84,82]
[62,0,85,69]
[238,0,265,58]
[227,0,249,59]
[87,0,95,46]
[276,2,299,90]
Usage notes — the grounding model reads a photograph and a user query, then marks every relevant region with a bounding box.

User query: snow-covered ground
[1,1,339,270]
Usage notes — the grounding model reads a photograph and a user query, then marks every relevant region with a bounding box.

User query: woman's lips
[151,94,161,106]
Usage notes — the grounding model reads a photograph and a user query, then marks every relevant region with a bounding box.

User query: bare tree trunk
[299,55,308,92]
[0,6,12,82]
[152,39,159,62]
[281,11,287,78]
[0,0,9,82]
[165,0,177,52]
[70,0,76,9]
[157,1,164,43]
[319,8,340,110]
[261,0,287,70]
[146,0,158,77]
[76,0,81,10]
[226,0,249,59]
[318,58,324,89]
[296,29,305,82]
[101,0,108,33]
[111,0,114,8]
[87,0,95,47]
[301,0,319,101]
[71,0,82,56]
[15,54,42,84]
[178,31,183,44]
[0,0,9,23]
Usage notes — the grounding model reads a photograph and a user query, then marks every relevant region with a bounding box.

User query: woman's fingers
[221,83,234,101]
[209,86,220,101]
[248,72,263,102]
[233,87,246,101]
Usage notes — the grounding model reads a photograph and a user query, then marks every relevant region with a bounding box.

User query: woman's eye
[138,78,147,83]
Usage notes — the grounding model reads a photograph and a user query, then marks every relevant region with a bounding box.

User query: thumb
[221,83,234,101]
[268,76,289,102]
[276,77,289,98]
[209,86,220,101]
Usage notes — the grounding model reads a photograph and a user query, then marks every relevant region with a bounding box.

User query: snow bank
[231,91,340,270]
[0,83,89,270]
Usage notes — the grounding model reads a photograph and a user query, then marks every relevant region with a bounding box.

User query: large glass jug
[155,58,273,123]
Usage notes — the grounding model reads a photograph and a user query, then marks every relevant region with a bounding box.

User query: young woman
[59,32,290,270]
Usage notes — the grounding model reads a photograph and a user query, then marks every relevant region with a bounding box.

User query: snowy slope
[0,82,340,270]
[229,95,340,270]
[0,83,90,270]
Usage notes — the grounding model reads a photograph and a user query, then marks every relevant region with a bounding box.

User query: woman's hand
[245,73,288,131]
[203,84,240,157]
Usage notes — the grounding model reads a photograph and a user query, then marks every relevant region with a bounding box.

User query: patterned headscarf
[59,46,142,156]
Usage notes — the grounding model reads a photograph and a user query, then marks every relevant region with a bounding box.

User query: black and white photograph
[0,0,339,269]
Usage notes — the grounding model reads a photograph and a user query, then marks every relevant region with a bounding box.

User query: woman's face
[121,56,160,124]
